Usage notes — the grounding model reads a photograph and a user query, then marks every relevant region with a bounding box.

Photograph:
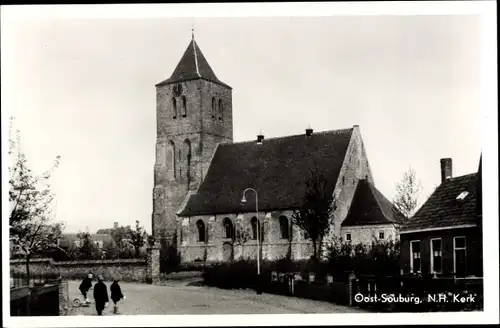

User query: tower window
[172,98,177,119]
[218,99,223,121]
[211,97,216,118]
[183,139,192,186]
[168,140,176,179]
[181,96,187,117]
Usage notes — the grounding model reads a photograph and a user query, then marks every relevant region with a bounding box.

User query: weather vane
[191,19,195,39]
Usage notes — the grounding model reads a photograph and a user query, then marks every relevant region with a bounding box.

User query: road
[66,280,366,315]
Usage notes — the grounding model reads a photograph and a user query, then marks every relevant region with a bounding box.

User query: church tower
[152,34,233,244]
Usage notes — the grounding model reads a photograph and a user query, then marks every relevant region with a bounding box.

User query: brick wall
[10,258,148,282]
[399,226,482,277]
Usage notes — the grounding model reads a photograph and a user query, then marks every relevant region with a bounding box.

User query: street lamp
[241,188,261,292]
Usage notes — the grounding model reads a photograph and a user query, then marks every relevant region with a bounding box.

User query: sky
[1,8,486,234]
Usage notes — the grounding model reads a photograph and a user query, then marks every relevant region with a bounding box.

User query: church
[152,35,402,262]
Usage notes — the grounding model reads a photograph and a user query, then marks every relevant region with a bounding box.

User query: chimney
[440,158,453,183]
[257,134,264,144]
[306,127,313,136]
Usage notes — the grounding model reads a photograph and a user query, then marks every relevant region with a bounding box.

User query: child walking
[110,278,125,314]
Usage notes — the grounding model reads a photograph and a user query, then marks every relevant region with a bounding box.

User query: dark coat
[93,281,109,305]
[79,277,92,293]
[110,282,124,302]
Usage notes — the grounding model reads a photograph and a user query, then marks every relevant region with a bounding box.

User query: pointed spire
[156,32,231,89]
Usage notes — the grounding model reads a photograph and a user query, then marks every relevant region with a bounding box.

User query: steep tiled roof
[179,128,354,216]
[156,38,231,88]
[400,173,479,232]
[341,179,404,226]
[58,233,113,248]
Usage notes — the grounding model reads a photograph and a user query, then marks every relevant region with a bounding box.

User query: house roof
[400,173,479,232]
[179,128,354,216]
[341,179,404,227]
[58,233,113,248]
[156,37,231,88]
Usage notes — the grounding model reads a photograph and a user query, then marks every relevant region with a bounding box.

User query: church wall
[178,210,314,262]
[327,126,374,243]
[341,224,398,246]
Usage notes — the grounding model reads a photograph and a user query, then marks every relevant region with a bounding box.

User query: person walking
[78,273,93,304]
[110,278,125,314]
[93,275,109,316]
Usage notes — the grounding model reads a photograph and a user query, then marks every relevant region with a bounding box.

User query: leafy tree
[393,167,423,223]
[75,232,101,260]
[292,166,336,262]
[126,220,147,257]
[8,117,65,281]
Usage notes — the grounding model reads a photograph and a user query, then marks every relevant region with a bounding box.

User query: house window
[196,220,206,243]
[279,216,289,240]
[430,238,442,273]
[181,96,187,117]
[410,240,421,273]
[346,233,351,242]
[223,218,233,239]
[379,231,384,240]
[172,97,177,119]
[454,236,467,277]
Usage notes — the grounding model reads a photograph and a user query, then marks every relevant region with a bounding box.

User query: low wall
[10,258,148,282]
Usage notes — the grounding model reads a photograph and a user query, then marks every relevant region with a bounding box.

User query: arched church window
[223,218,233,239]
[183,139,192,183]
[279,216,289,240]
[250,217,264,242]
[181,96,187,117]
[211,97,216,118]
[196,220,206,243]
[218,99,223,121]
[172,98,177,119]
[167,140,176,179]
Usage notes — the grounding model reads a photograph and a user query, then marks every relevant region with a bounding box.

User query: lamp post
[241,188,261,279]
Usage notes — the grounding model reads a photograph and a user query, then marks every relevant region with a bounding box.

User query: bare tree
[292,166,336,262]
[9,117,64,281]
[393,167,423,223]
[232,225,252,260]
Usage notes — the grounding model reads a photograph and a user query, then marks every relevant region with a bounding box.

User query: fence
[10,272,61,289]
[10,272,65,316]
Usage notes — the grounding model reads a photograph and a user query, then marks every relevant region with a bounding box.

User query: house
[341,179,405,245]
[151,35,399,262]
[399,157,483,277]
[58,233,114,250]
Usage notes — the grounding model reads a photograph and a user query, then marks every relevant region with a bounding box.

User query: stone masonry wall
[178,210,314,262]
[328,126,374,240]
[10,258,148,282]
[153,78,233,244]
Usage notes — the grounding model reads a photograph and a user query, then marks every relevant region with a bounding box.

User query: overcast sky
[2,9,485,234]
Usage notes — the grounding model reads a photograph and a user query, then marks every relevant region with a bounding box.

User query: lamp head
[241,195,247,203]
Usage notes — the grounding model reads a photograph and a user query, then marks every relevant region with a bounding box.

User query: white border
[2,1,498,326]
